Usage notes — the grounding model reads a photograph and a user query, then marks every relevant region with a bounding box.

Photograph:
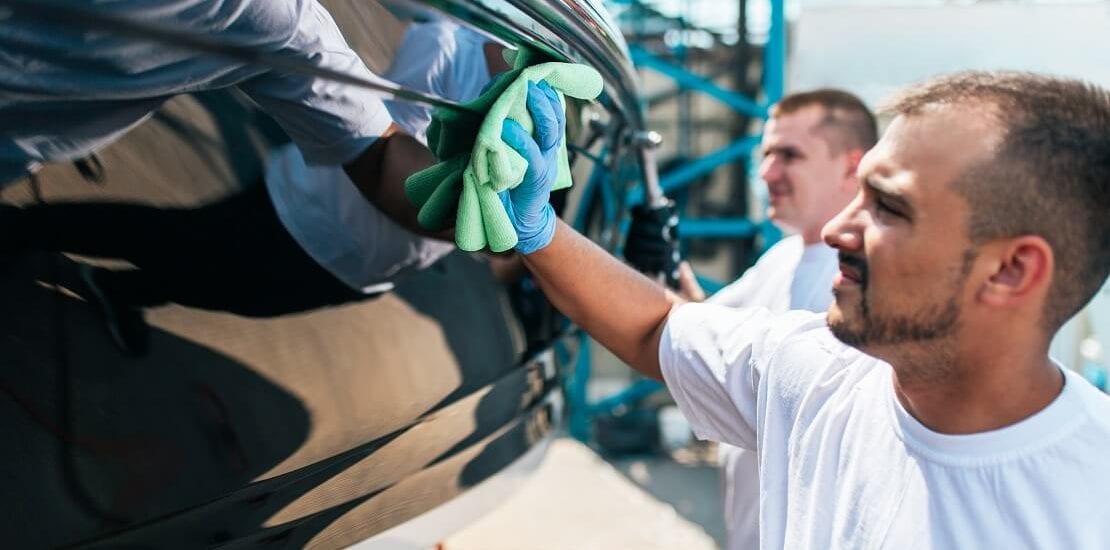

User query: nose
[822,193,864,252]
[759,154,783,183]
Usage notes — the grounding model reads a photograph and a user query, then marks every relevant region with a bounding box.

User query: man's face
[821,105,1001,359]
[759,105,857,240]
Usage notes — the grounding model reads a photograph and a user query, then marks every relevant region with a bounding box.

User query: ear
[842,149,865,190]
[978,236,1053,308]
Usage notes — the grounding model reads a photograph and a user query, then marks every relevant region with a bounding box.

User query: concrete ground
[443,437,725,550]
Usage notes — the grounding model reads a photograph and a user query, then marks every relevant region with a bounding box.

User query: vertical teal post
[567,330,593,441]
[764,0,786,104]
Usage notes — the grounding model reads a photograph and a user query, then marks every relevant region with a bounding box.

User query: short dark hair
[771,89,879,154]
[883,71,1110,329]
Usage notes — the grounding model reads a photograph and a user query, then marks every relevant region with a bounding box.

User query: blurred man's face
[759,105,859,243]
[820,105,1001,362]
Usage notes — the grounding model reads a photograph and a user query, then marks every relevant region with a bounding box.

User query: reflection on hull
[0,247,560,548]
[0,89,562,548]
[0,0,644,543]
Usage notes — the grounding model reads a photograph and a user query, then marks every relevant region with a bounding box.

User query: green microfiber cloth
[405,50,604,252]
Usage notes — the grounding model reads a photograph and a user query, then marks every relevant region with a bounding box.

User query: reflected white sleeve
[238,0,394,165]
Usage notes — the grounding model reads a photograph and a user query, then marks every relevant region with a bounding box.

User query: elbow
[627,309,672,382]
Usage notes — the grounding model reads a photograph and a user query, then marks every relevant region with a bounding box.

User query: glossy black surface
[0,89,562,548]
[0,0,644,546]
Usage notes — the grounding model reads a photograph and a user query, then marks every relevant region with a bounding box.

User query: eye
[875,197,902,219]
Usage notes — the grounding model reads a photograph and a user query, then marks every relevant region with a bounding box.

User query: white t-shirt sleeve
[236,0,394,165]
[659,303,820,450]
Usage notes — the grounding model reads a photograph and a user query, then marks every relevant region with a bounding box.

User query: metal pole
[765,0,786,104]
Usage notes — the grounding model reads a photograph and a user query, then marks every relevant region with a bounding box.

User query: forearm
[344,124,451,239]
[523,220,681,379]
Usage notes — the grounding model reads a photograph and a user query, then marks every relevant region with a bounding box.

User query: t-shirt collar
[886,365,1084,464]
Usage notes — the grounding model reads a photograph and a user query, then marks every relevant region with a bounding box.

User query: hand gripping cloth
[404,52,603,252]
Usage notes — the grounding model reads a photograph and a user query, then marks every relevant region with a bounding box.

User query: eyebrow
[761,144,804,157]
[864,176,915,216]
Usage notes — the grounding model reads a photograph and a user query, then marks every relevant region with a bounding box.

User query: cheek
[784,167,820,200]
[864,228,945,297]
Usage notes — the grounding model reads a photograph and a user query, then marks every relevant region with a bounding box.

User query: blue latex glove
[499,80,566,254]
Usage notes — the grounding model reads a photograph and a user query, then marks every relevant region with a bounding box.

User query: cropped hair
[883,71,1110,329]
[771,89,879,153]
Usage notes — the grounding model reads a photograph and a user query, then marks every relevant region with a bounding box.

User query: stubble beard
[828,250,976,349]
[827,249,977,383]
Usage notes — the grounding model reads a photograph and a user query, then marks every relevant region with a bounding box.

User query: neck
[889,338,1063,435]
[800,228,823,245]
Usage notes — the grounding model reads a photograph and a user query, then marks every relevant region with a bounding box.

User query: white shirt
[265,21,488,291]
[264,144,451,293]
[707,235,838,550]
[709,235,839,314]
[382,21,492,144]
[0,0,393,184]
[660,304,1110,549]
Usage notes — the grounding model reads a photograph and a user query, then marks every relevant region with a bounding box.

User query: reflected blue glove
[479,71,506,96]
[499,80,566,254]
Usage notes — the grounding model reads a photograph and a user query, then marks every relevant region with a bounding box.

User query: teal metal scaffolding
[565,0,787,444]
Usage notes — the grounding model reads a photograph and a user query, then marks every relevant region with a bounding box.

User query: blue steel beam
[644,64,735,106]
[626,134,761,205]
[572,147,612,230]
[630,45,768,119]
[564,0,788,444]
[678,217,758,239]
[567,331,594,441]
[764,0,786,104]
[590,378,664,414]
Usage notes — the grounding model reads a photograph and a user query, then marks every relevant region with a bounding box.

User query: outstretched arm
[524,220,679,379]
[501,82,681,379]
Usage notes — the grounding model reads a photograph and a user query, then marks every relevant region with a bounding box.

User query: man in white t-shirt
[672,89,877,550]
[498,71,1110,547]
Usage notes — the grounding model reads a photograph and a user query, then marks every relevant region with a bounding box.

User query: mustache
[838,252,868,286]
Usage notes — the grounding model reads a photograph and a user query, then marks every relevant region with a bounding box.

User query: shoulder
[399,21,462,53]
[1072,371,1110,432]
[761,320,874,395]
[663,303,877,407]
[665,303,827,365]
[756,235,805,265]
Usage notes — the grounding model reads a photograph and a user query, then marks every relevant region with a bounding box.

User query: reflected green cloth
[405,52,603,252]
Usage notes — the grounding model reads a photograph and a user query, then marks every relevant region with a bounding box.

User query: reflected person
[0,19,504,356]
[1,0,438,238]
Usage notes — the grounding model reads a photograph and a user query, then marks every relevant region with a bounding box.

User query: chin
[827,299,850,324]
[826,303,865,348]
[770,215,800,234]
